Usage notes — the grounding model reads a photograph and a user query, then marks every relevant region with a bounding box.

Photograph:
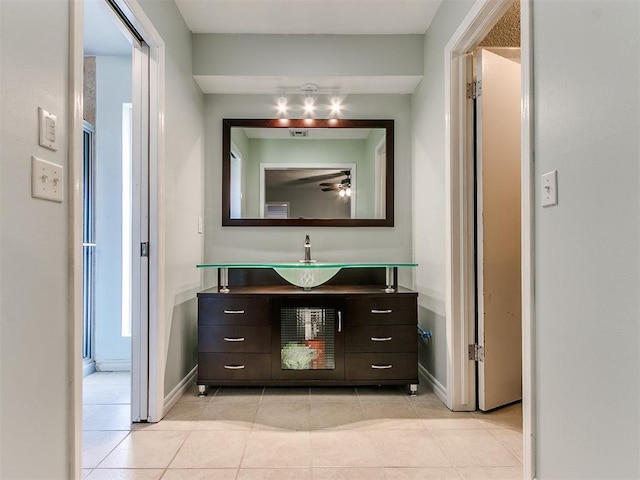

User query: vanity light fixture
[273,83,345,119]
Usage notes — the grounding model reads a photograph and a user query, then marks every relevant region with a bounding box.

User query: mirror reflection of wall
[229,126,386,220]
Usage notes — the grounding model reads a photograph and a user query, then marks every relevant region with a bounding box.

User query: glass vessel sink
[197,262,418,292]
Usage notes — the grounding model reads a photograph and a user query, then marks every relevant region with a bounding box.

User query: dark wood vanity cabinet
[197,286,418,391]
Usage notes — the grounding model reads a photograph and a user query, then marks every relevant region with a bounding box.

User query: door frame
[443,0,534,478]
[69,0,166,476]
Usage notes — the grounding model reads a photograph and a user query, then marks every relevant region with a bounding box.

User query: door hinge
[468,344,484,362]
[467,81,481,99]
[140,242,149,257]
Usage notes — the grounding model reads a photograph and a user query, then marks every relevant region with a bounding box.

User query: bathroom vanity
[196,264,418,395]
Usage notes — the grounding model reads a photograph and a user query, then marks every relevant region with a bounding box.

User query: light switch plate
[32,156,64,203]
[38,107,58,151]
[541,170,558,207]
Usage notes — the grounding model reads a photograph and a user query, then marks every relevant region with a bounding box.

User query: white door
[475,49,522,411]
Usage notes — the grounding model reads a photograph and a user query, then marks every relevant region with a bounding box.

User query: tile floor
[82,374,522,480]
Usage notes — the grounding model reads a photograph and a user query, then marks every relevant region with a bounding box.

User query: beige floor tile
[368,430,451,468]
[236,467,312,479]
[170,430,248,468]
[457,466,523,479]
[262,386,310,402]
[253,402,310,431]
[309,402,366,431]
[82,430,129,469]
[413,404,475,420]
[83,372,130,386]
[178,384,216,403]
[310,431,381,467]
[431,430,520,467]
[423,418,485,430]
[211,387,264,403]
[489,429,523,463]
[83,404,132,431]
[473,403,522,431]
[242,431,311,467]
[98,431,188,469]
[83,384,131,405]
[384,467,463,479]
[356,386,411,402]
[162,469,238,480]
[137,402,206,431]
[312,467,386,479]
[360,401,423,429]
[85,469,164,480]
[196,402,257,431]
[309,387,359,403]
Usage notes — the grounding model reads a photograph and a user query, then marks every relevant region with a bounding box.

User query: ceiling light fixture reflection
[330,97,342,116]
[303,95,315,115]
[276,96,288,115]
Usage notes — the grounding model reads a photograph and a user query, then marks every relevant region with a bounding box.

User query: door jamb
[69,0,166,476]
[443,0,535,478]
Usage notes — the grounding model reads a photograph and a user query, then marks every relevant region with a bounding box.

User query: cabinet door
[271,297,345,381]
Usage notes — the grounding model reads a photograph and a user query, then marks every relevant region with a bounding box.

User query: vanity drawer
[199,297,270,325]
[198,325,271,353]
[345,352,417,381]
[198,353,271,381]
[346,325,416,353]
[346,296,417,325]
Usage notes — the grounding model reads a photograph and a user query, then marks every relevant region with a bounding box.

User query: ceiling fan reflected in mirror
[320,170,351,197]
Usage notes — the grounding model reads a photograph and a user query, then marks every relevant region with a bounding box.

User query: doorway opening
[444,0,534,477]
[80,0,152,467]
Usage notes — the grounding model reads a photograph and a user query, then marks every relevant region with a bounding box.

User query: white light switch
[38,107,58,151]
[32,156,63,203]
[198,216,203,234]
[541,170,558,207]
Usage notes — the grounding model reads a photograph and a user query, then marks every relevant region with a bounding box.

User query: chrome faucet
[304,235,312,263]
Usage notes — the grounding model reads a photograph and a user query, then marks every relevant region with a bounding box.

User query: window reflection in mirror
[222,119,393,227]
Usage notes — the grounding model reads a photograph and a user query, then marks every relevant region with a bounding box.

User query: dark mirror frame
[222,118,394,227]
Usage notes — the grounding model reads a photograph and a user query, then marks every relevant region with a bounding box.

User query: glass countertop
[197,262,417,269]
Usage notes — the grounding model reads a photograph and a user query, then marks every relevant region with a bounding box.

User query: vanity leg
[198,385,207,397]
[409,383,418,397]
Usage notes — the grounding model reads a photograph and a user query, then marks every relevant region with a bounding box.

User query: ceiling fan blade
[321,187,338,192]
[319,182,338,186]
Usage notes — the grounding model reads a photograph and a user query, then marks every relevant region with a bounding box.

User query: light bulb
[304,96,315,115]
[346,187,352,196]
[330,97,342,116]
[339,189,346,197]
[276,97,288,115]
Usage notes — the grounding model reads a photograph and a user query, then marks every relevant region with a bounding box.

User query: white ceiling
[174,0,443,35]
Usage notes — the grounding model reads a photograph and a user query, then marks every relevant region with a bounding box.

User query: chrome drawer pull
[223,337,245,342]
[224,364,245,370]
[223,309,245,314]
[371,309,392,314]
[371,336,392,342]
[371,364,393,369]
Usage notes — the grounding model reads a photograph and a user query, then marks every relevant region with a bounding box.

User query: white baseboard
[95,360,131,372]
[164,365,198,413]
[418,363,448,405]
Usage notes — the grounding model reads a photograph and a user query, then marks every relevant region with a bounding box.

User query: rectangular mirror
[222,118,394,226]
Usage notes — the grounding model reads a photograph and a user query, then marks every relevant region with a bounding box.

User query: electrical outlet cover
[32,156,64,203]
